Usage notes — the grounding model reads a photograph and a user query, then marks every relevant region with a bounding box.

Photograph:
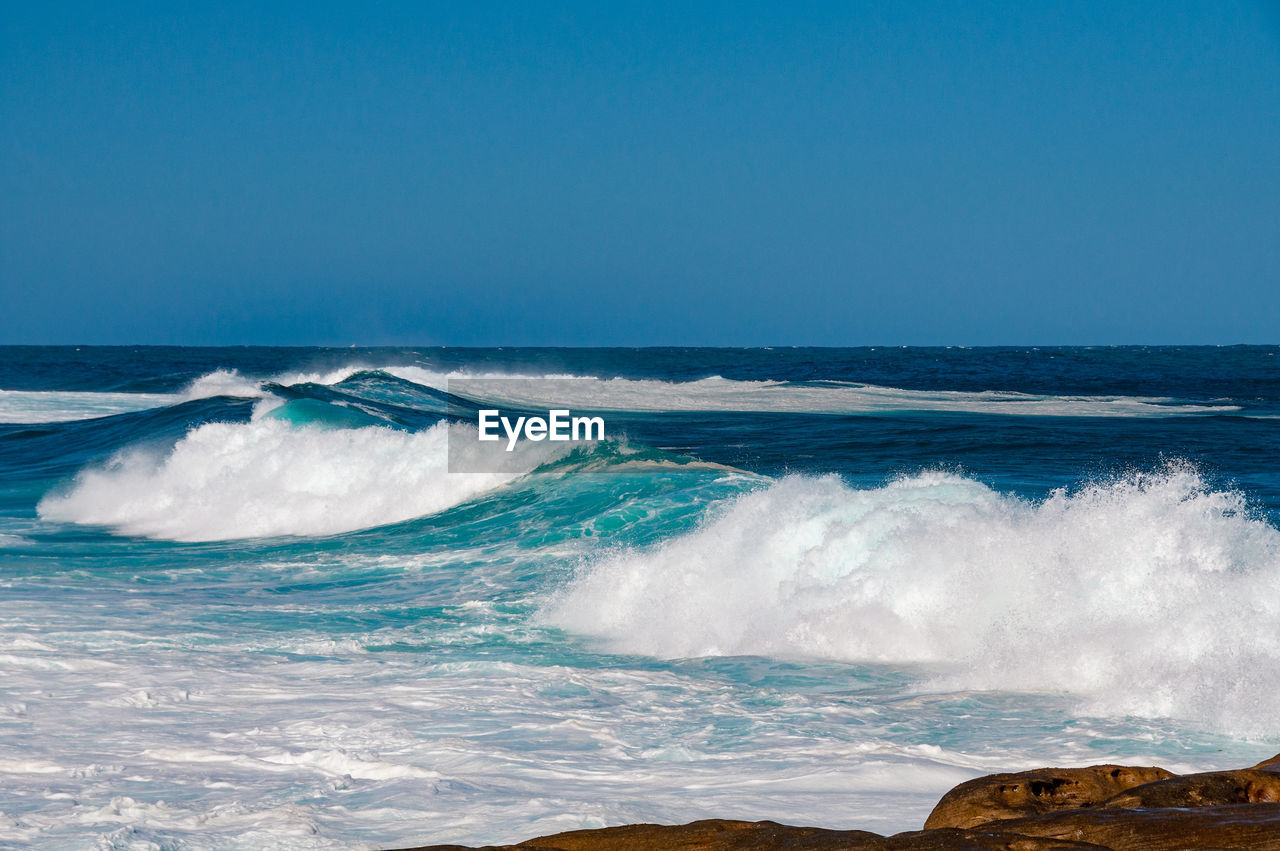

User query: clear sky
[3,1,1278,346]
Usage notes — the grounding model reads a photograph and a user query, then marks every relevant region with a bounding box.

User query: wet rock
[877,827,1107,849]
[394,818,883,850]
[1102,769,1280,808]
[923,764,1174,829]
[975,802,1280,850]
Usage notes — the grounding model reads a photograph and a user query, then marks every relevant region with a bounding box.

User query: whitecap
[544,464,1280,736]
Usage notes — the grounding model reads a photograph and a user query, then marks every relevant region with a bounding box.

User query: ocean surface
[2,345,1279,849]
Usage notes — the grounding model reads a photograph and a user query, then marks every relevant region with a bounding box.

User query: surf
[0,362,1241,426]
[543,463,1280,737]
[36,417,570,541]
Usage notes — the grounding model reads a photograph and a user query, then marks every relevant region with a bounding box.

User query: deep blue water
[1,346,1278,849]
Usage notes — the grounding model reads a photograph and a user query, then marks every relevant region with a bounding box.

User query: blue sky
[2,1,1278,345]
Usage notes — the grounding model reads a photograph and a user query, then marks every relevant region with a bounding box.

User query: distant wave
[1,364,1238,425]
[544,463,1280,736]
[37,418,568,541]
[0,370,267,425]
[0,390,181,424]
[435,372,1234,418]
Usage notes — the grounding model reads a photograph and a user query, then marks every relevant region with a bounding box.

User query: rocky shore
[398,752,1280,850]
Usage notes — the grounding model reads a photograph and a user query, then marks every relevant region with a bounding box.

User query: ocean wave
[0,389,181,424]
[376,365,1239,417]
[436,373,1236,418]
[0,370,265,425]
[543,464,1280,735]
[177,368,266,401]
[2,365,1237,425]
[37,419,566,542]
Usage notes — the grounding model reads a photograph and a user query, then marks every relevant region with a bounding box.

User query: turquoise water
[1,346,1278,849]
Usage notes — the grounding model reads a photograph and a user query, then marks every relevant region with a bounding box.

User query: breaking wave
[545,464,1280,735]
[0,364,1239,425]
[37,419,565,542]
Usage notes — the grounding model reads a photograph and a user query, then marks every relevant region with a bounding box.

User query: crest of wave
[545,464,1280,736]
[38,419,561,542]
[178,369,266,401]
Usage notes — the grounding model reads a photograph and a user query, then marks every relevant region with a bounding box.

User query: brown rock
[1102,769,1280,809]
[512,818,881,849]
[923,764,1175,830]
[1253,752,1280,771]
[393,818,883,850]
[878,827,1108,849]
[976,802,1280,850]
[394,819,1104,850]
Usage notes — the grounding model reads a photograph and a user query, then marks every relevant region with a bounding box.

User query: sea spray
[37,418,568,541]
[544,464,1280,736]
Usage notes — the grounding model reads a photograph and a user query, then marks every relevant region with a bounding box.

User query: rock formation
[922,764,1175,829]
[398,752,1280,850]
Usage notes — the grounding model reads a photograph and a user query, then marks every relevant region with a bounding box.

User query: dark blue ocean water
[1,346,1278,849]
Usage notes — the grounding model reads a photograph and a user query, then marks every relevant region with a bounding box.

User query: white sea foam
[178,368,265,400]
[545,465,1280,735]
[0,389,180,423]
[438,373,1235,417]
[221,361,1242,417]
[37,419,562,541]
[0,758,65,774]
[0,622,1234,849]
[0,632,1086,848]
[0,370,268,425]
[0,546,1255,849]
